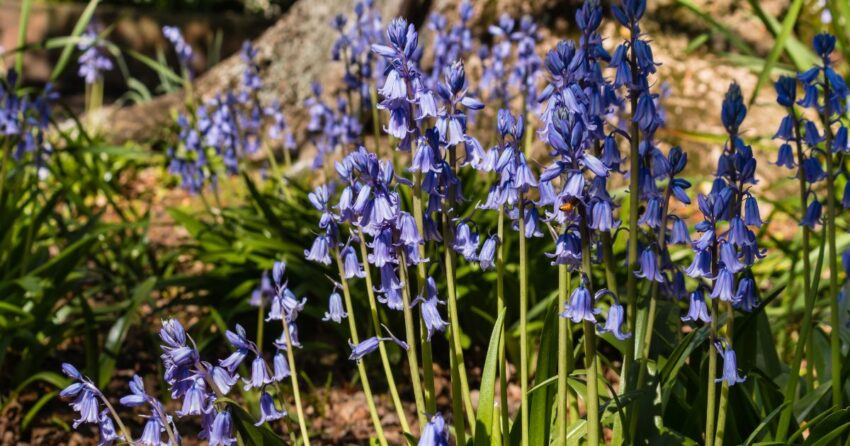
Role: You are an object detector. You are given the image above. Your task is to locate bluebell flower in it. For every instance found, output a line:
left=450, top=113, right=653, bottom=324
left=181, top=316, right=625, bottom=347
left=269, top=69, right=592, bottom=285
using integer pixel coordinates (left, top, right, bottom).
left=669, top=217, right=690, bottom=245
left=341, top=245, right=365, bottom=279
left=77, top=26, right=113, bottom=84
left=59, top=364, right=101, bottom=428
left=140, top=417, right=165, bottom=446
left=589, top=200, right=614, bottom=232
left=255, top=392, right=287, bottom=426
left=561, top=281, right=601, bottom=323
left=453, top=220, right=480, bottom=261
left=210, top=366, right=239, bottom=395
left=243, top=356, right=273, bottom=391
left=710, top=268, right=736, bottom=303
left=348, top=326, right=409, bottom=362
left=801, top=199, right=823, bottom=227
left=323, top=290, right=348, bottom=323
left=597, top=303, right=632, bottom=340
left=177, top=377, right=208, bottom=416
left=376, top=264, right=404, bottom=310
left=414, top=277, right=449, bottom=341
left=163, top=26, right=194, bottom=70
left=686, top=248, right=712, bottom=279
left=719, top=241, right=745, bottom=273
left=774, top=75, right=797, bottom=107
left=209, top=410, right=236, bottom=446
left=774, top=143, right=795, bottom=169
left=744, top=195, right=763, bottom=227
left=305, top=234, right=333, bottom=265
left=547, top=231, right=582, bottom=267
left=97, top=409, right=122, bottom=445
left=801, top=157, right=826, bottom=183
left=120, top=375, right=151, bottom=408
left=418, top=413, right=449, bottom=446
left=638, top=197, right=662, bottom=229
left=220, top=325, right=253, bottom=372
left=634, top=247, right=664, bottom=282
left=478, top=234, right=499, bottom=271
left=681, top=288, right=711, bottom=323
left=273, top=351, right=290, bottom=382
left=734, top=277, right=759, bottom=312
left=715, top=341, right=746, bottom=386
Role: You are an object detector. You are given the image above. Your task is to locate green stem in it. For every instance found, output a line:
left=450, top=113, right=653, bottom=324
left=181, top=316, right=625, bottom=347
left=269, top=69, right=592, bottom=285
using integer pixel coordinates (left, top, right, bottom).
left=623, top=44, right=642, bottom=433
left=96, top=393, right=133, bottom=443
left=412, top=171, right=436, bottom=413
left=579, top=207, right=600, bottom=446
left=281, top=315, right=311, bottom=446
left=776, top=109, right=817, bottom=440
left=714, top=302, right=733, bottom=446
left=705, top=238, right=720, bottom=446
left=441, top=207, right=474, bottom=443
left=556, top=265, right=571, bottom=446
left=497, top=205, right=509, bottom=438
left=518, top=196, right=529, bottom=446
left=333, top=249, right=388, bottom=446
left=354, top=230, right=412, bottom=434
left=398, top=251, right=427, bottom=429
left=256, top=300, right=265, bottom=352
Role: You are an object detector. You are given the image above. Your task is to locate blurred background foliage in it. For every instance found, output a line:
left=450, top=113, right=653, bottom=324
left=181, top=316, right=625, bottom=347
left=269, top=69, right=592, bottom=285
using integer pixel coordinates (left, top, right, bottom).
left=0, top=0, right=848, bottom=444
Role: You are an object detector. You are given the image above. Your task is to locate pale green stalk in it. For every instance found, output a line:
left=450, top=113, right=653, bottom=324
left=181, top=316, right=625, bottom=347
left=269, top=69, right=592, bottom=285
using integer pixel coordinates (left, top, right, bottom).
left=398, top=251, right=427, bottom=429
left=354, top=230, right=412, bottom=434
left=281, top=315, right=311, bottom=446
left=333, top=248, right=389, bottom=446
left=777, top=229, right=827, bottom=440
left=556, top=265, right=571, bottom=446
left=518, top=196, right=529, bottom=446
left=411, top=170, right=436, bottom=413
left=497, top=205, right=509, bottom=438
left=821, top=74, right=842, bottom=410
left=705, top=239, right=720, bottom=446
left=714, top=303, right=734, bottom=446
left=579, top=208, right=600, bottom=446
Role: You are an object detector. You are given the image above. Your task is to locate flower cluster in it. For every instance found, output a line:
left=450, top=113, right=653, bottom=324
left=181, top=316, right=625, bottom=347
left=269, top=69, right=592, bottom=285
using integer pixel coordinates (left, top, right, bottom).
left=77, top=25, right=113, bottom=85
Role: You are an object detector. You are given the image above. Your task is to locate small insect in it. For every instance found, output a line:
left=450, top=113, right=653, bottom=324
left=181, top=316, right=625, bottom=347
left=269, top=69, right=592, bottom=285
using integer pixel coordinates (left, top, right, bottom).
left=559, top=198, right=579, bottom=213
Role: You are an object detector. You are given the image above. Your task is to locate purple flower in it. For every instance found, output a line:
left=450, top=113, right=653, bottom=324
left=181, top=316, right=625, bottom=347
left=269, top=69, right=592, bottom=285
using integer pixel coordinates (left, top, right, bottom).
left=341, top=245, right=365, bottom=279
left=348, top=326, right=409, bottom=362
left=97, top=409, right=122, bottom=445
left=305, top=234, right=333, bottom=265
left=273, top=351, right=291, bottom=381
left=478, top=234, right=499, bottom=271
left=209, top=410, right=236, bottom=446
left=669, top=217, right=690, bottom=245
left=710, top=268, right=736, bottom=303
left=634, top=247, right=664, bottom=282
left=413, top=277, right=449, bottom=341
left=418, top=413, right=449, bottom=446
left=681, top=289, right=711, bottom=324
left=255, top=392, right=287, bottom=426
left=323, top=290, right=348, bottom=323
left=560, top=281, right=600, bottom=323
left=801, top=199, right=822, bottom=227
left=597, top=303, right=632, bottom=340
left=715, top=341, right=746, bottom=386
left=243, top=357, right=273, bottom=391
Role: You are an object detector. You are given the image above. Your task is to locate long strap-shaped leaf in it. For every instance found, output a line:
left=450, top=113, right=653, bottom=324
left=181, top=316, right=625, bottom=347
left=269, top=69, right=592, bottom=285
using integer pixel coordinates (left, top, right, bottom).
left=473, top=308, right=505, bottom=446
left=747, top=0, right=805, bottom=107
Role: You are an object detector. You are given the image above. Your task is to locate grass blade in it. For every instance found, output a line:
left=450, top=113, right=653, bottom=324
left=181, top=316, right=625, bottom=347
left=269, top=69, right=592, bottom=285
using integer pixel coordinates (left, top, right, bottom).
left=747, top=0, right=804, bottom=107
left=676, top=0, right=755, bottom=56
left=49, top=0, right=100, bottom=82
left=15, top=0, right=33, bottom=81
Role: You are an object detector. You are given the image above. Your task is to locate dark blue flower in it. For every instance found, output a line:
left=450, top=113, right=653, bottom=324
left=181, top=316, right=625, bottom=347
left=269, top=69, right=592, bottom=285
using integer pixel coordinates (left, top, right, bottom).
left=801, top=199, right=823, bottom=227
left=774, top=143, right=795, bottom=169
left=209, top=410, right=236, bottom=446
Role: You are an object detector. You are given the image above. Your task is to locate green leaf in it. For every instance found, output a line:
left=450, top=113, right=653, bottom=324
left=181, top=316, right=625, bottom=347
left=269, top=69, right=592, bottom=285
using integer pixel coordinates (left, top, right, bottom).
left=528, top=307, right=558, bottom=446
left=473, top=308, right=505, bottom=446
left=676, top=0, right=755, bottom=56
left=50, top=0, right=100, bottom=82
left=125, top=49, right=183, bottom=85
left=15, top=0, right=33, bottom=81
left=98, top=278, right=156, bottom=387
left=747, top=0, right=805, bottom=107
left=22, top=390, right=58, bottom=430
left=802, top=408, right=850, bottom=446
left=743, top=402, right=789, bottom=445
